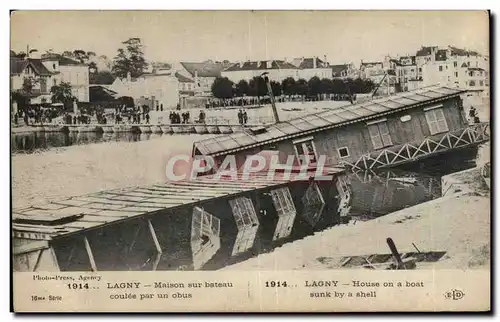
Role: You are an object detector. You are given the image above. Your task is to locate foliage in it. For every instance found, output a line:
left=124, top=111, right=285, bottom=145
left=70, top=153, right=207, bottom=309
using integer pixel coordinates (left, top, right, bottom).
left=235, top=80, right=249, bottom=97
left=50, top=82, right=76, bottom=105
left=307, top=76, right=322, bottom=97
left=295, top=79, right=308, bottom=96
left=281, top=77, right=296, bottom=96
left=91, top=71, right=115, bottom=85
left=112, top=38, right=148, bottom=79
left=211, top=77, right=235, bottom=99
left=248, top=76, right=267, bottom=97
left=270, top=81, right=282, bottom=97
left=21, top=76, right=39, bottom=95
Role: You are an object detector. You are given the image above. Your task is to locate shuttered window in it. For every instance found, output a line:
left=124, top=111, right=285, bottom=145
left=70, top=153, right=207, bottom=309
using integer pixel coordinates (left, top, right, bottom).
left=368, top=122, right=392, bottom=150
left=425, top=108, right=449, bottom=135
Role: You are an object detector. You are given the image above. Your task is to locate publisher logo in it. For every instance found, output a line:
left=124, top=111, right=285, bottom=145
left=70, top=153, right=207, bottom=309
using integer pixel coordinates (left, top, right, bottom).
left=444, top=289, right=465, bottom=300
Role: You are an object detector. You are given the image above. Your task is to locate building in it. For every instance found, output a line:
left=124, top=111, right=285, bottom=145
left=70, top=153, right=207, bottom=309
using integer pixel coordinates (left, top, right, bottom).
left=412, top=46, right=489, bottom=96
left=193, top=86, right=488, bottom=172
left=291, top=56, right=332, bottom=80
left=331, top=63, right=359, bottom=79
left=109, top=71, right=179, bottom=109
left=221, top=60, right=299, bottom=83
left=10, top=57, right=53, bottom=105
left=174, top=60, right=229, bottom=95
left=41, top=54, right=90, bottom=102
left=359, top=61, right=386, bottom=83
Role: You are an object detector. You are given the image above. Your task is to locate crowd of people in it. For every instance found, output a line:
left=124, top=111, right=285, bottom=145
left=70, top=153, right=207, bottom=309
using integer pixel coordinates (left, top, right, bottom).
left=13, top=106, right=65, bottom=126
left=204, top=94, right=358, bottom=109
left=237, top=109, right=248, bottom=125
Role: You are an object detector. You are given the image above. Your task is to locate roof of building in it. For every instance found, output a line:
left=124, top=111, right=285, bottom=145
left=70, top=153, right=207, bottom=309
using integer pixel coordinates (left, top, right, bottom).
left=468, top=67, right=485, bottom=72
left=180, top=61, right=226, bottom=77
left=42, top=54, right=86, bottom=66
left=296, top=57, right=329, bottom=69
left=416, top=46, right=438, bottom=57
left=224, top=60, right=298, bottom=72
left=12, top=173, right=340, bottom=240
left=193, top=86, right=467, bottom=157
left=331, top=64, right=350, bottom=76
left=435, top=49, right=448, bottom=61
left=10, top=58, right=52, bottom=76
left=360, top=61, right=383, bottom=68
left=175, top=72, right=195, bottom=83
left=449, top=46, right=479, bottom=56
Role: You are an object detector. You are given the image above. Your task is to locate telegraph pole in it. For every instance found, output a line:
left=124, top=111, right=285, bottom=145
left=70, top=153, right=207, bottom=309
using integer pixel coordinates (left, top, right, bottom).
left=261, top=72, right=280, bottom=123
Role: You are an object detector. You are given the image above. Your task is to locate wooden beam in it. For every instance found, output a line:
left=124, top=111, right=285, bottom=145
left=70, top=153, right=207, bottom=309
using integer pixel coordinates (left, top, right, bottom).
left=148, top=220, right=162, bottom=255
left=83, top=236, right=97, bottom=272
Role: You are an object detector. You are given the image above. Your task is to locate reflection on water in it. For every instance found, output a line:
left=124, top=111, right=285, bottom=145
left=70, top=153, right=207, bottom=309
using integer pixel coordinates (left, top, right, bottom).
left=11, top=131, right=181, bottom=154
left=203, top=154, right=478, bottom=270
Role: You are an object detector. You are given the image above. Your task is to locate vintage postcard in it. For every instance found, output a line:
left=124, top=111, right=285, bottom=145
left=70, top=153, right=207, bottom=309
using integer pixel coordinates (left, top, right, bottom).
left=10, top=10, right=490, bottom=312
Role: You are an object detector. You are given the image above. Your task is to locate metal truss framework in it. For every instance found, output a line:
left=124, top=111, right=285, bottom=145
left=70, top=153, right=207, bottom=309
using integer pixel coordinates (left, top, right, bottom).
left=341, top=123, right=490, bottom=171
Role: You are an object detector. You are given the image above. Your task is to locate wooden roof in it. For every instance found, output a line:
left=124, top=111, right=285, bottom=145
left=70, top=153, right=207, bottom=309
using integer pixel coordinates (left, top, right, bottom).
left=193, top=86, right=467, bottom=157
left=12, top=169, right=344, bottom=241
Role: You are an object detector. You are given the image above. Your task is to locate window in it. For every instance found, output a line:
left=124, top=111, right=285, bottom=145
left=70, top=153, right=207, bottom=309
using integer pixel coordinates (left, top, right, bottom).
left=453, top=61, right=458, bottom=67
left=467, top=62, right=470, bottom=67
left=424, top=106, right=449, bottom=135
left=53, top=63, right=56, bottom=70
left=418, top=68, right=422, bottom=73
left=52, top=78, right=57, bottom=87
left=439, top=66, right=443, bottom=72
left=469, top=80, right=475, bottom=87
left=293, top=137, right=318, bottom=166
left=338, top=147, right=349, bottom=158
left=480, top=80, right=484, bottom=86
left=367, top=120, right=392, bottom=149
left=40, top=78, right=47, bottom=93
left=455, top=72, right=458, bottom=77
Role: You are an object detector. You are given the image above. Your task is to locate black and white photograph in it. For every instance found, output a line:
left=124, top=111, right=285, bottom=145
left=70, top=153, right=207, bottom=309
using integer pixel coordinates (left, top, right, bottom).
left=10, top=10, right=491, bottom=312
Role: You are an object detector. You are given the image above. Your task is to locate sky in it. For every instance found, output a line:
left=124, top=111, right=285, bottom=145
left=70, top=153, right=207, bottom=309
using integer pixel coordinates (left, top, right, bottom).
left=10, top=10, right=489, bottom=65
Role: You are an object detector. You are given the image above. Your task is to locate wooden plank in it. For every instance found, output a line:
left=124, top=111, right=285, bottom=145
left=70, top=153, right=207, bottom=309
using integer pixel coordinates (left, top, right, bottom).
left=84, top=203, right=127, bottom=210
left=78, top=214, right=124, bottom=224
left=32, top=203, right=69, bottom=211
left=58, top=221, right=101, bottom=230
left=53, top=199, right=92, bottom=207
left=16, top=209, right=56, bottom=217
left=13, top=240, right=49, bottom=255
left=83, top=237, right=97, bottom=272
left=91, top=210, right=133, bottom=218
left=109, top=195, right=149, bottom=202
left=120, top=206, right=164, bottom=213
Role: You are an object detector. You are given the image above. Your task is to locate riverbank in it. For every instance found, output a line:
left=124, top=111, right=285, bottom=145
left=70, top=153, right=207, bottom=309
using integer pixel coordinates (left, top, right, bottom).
left=223, top=192, right=490, bottom=271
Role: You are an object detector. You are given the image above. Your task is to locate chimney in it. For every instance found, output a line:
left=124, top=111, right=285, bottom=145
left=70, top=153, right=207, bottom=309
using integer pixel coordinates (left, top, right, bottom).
left=313, top=56, right=317, bottom=69
left=266, top=60, right=272, bottom=69
left=126, top=72, right=131, bottom=83
left=239, top=61, right=243, bottom=68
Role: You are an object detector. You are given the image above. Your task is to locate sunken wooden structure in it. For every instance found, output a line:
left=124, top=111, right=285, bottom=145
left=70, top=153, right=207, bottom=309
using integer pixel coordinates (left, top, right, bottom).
left=192, top=86, right=490, bottom=171
left=13, top=169, right=350, bottom=272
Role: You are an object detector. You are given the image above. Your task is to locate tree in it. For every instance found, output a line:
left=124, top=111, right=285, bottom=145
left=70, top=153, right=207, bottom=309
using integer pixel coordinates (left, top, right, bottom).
left=248, top=76, right=267, bottom=98
left=235, top=80, right=249, bottom=97
left=92, top=71, right=115, bottom=85
left=320, top=78, right=334, bottom=94
left=295, top=78, right=308, bottom=97
left=270, top=80, right=282, bottom=97
left=12, top=51, right=27, bottom=59
left=281, top=77, right=296, bottom=96
left=50, top=82, right=76, bottom=109
left=21, top=76, right=39, bottom=95
left=332, top=79, right=347, bottom=94
left=307, top=76, right=322, bottom=97
left=211, top=77, right=234, bottom=99
left=112, top=38, right=148, bottom=79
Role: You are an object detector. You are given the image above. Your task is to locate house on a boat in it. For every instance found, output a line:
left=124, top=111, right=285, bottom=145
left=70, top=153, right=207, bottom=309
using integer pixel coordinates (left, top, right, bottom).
left=192, top=86, right=489, bottom=171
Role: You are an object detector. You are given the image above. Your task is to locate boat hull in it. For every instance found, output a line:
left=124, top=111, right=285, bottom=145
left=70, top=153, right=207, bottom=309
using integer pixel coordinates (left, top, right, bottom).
left=194, top=125, right=208, bottom=134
